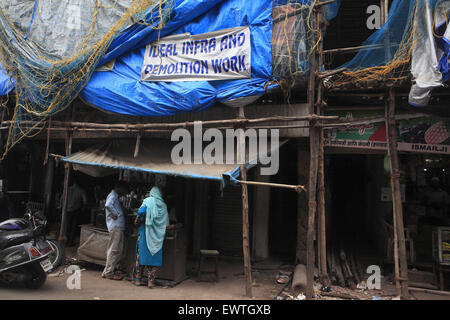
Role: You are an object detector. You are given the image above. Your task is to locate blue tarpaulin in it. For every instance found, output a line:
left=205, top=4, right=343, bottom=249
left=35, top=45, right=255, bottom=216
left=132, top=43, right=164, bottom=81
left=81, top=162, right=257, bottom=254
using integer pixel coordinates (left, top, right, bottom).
left=1, top=0, right=341, bottom=108
left=339, top=0, right=450, bottom=107
left=0, top=66, right=13, bottom=96
left=80, top=0, right=274, bottom=116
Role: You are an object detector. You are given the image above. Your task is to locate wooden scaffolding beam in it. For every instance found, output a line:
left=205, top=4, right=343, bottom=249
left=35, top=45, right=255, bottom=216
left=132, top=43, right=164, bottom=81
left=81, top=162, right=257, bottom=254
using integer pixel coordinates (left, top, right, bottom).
left=238, top=106, right=253, bottom=298
left=58, top=105, right=75, bottom=251
left=316, top=8, right=328, bottom=284
left=58, top=129, right=72, bottom=247
left=305, top=4, right=321, bottom=300
left=385, top=87, right=409, bottom=299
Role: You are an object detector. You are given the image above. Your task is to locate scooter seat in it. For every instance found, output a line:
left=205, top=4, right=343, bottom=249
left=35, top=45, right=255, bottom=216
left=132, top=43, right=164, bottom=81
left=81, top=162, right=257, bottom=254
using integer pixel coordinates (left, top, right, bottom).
left=0, top=229, right=34, bottom=250
left=0, top=218, right=30, bottom=231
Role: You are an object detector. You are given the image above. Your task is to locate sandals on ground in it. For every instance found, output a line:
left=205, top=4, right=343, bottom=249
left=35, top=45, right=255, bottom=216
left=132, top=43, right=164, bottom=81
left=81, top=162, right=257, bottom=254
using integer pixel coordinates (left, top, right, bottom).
left=133, top=278, right=144, bottom=286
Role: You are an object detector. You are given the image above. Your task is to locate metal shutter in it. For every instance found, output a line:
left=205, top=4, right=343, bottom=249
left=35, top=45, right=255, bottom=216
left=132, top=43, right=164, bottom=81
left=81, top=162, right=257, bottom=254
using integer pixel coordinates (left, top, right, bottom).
left=212, top=187, right=243, bottom=256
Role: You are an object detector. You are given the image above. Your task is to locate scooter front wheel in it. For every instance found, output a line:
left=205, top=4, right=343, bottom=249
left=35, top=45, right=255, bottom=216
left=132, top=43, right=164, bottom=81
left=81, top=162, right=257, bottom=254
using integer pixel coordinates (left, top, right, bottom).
left=24, top=262, right=47, bottom=289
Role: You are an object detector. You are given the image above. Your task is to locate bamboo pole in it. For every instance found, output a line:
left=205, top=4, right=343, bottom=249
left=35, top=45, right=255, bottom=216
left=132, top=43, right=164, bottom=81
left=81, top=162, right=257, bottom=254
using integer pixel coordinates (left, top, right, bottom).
left=237, top=180, right=307, bottom=193
left=385, top=91, right=399, bottom=293
left=58, top=105, right=76, bottom=249
left=238, top=106, right=253, bottom=298
left=43, top=116, right=52, bottom=166
left=386, top=94, right=400, bottom=294
left=381, top=0, right=389, bottom=27
left=0, top=122, right=349, bottom=132
left=323, top=43, right=389, bottom=55
left=58, top=129, right=73, bottom=247
left=317, top=68, right=347, bottom=79
left=0, top=115, right=339, bottom=130
left=0, top=107, right=5, bottom=153
left=381, top=0, right=408, bottom=299
left=272, top=0, right=334, bottom=24
left=385, top=87, right=409, bottom=299
left=380, top=0, right=387, bottom=28
left=409, top=287, right=450, bottom=297
left=134, top=130, right=142, bottom=158
left=316, top=11, right=328, bottom=283
left=305, top=4, right=321, bottom=300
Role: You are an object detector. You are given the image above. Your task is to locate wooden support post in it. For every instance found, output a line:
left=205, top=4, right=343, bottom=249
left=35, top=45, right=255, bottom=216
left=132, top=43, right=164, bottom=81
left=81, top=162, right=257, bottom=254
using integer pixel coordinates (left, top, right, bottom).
left=134, top=130, right=142, bottom=158
left=58, top=105, right=75, bottom=248
left=316, top=8, right=328, bottom=284
left=0, top=107, right=5, bottom=152
left=317, top=116, right=328, bottom=283
left=385, top=87, right=409, bottom=299
left=381, top=0, right=389, bottom=27
left=238, top=106, right=253, bottom=298
left=44, top=117, right=52, bottom=166
left=58, top=129, right=73, bottom=247
left=297, top=143, right=309, bottom=266
left=305, top=5, right=321, bottom=300
left=380, top=0, right=386, bottom=27
left=390, top=152, right=400, bottom=294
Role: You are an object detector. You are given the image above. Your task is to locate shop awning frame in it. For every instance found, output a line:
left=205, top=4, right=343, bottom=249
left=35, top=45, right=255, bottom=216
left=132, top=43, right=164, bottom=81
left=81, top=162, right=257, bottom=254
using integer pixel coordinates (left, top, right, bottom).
left=60, top=139, right=287, bottom=187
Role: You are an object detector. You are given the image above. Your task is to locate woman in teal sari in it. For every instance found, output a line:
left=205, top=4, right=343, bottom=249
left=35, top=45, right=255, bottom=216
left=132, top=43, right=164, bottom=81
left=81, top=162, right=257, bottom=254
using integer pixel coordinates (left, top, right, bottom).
left=132, top=186, right=171, bottom=288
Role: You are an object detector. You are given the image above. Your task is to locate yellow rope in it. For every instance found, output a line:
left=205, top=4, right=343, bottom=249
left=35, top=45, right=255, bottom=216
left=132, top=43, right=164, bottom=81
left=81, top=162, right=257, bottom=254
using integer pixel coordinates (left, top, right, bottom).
left=0, top=0, right=174, bottom=159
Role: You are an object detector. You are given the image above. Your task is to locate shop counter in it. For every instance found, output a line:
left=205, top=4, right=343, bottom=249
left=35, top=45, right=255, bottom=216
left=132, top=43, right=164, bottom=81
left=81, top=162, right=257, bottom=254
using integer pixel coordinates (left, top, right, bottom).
left=77, top=224, right=186, bottom=282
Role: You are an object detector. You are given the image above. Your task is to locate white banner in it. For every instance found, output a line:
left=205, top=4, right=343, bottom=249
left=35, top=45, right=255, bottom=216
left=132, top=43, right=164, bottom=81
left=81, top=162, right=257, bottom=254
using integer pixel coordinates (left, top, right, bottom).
left=141, top=26, right=251, bottom=82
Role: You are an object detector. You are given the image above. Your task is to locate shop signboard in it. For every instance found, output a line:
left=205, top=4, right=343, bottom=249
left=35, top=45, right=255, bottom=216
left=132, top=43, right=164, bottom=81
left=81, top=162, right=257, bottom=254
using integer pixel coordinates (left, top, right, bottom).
left=141, top=26, right=251, bottom=82
left=324, top=110, right=450, bottom=155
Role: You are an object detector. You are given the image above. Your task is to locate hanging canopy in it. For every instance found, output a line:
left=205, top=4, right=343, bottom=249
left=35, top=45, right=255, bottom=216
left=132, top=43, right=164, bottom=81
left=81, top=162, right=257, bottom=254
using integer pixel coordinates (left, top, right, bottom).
left=61, top=139, right=285, bottom=186
left=334, top=0, right=450, bottom=107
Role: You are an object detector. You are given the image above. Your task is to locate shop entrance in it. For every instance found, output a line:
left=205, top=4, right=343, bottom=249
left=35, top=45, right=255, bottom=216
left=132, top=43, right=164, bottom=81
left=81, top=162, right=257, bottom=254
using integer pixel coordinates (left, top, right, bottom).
left=326, top=151, right=450, bottom=290
left=327, top=154, right=383, bottom=270
left=329, top=155, right=371, bottom=247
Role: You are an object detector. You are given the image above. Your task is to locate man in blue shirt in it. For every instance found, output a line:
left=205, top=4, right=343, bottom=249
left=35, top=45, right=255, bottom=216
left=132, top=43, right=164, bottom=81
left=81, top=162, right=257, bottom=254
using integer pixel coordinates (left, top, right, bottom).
left=102, top=181, right=127, bottom=280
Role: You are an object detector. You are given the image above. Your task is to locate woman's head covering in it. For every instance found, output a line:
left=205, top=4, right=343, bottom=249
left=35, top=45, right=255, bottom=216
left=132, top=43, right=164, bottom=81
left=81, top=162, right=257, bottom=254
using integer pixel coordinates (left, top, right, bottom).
left=143, top=186, right=169, bottom=255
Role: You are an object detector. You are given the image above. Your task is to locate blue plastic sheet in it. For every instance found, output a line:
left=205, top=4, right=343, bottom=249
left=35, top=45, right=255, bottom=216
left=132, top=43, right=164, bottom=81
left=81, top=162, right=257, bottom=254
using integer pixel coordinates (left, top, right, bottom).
left=339, top=0, right=450, bottom=107
left=80, top=0, right=274, bottom=116
left=341, top=0, right=414, bottom=71
left=0, top=66, right=13, bottom=96
left=2, top=0, right=341, bottom=110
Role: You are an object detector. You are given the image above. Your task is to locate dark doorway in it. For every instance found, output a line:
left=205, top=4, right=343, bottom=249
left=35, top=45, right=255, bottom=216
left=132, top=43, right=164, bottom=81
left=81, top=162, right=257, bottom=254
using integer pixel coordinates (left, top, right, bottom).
left=328, top=154, right=371, bottom=246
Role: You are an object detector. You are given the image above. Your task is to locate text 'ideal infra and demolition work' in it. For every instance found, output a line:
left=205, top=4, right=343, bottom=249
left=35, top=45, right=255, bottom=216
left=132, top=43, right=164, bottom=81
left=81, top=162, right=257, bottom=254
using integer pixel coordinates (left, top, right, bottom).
left=141, top=26, right=251, bottom=82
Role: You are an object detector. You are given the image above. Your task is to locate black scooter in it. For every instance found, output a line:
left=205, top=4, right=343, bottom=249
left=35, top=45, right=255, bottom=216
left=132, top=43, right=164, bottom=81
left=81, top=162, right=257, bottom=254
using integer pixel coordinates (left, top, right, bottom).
left=0, top=210, right=54, bottom=289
